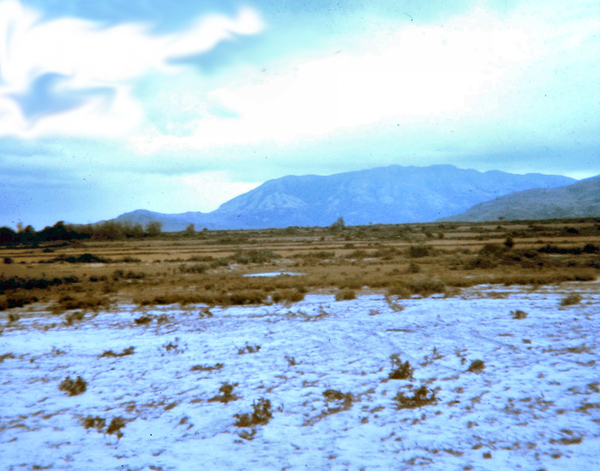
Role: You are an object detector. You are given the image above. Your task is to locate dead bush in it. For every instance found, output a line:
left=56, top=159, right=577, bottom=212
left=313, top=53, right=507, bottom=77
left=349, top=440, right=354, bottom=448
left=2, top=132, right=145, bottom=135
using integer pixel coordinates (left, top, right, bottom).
left=106, top=417, right=126, bottom=439
left=272, top=289, right=305, bottom=303
left=208, top=382, right=239, bottom=403
left=99, top=347, right=135, bottom=358
left=408, top=245, right=431, bottom=258
left=389, top=354, right=414, bottom=380
left=234, top=398, right=273, bottom=427
left=394, top=385, right=437, bottom=409
left=467, top=360, right=485, bottom=373
left=561, top=293, right=582, bottom=306
left=134, top=315, right=153, bottom=325
left=511, top=310, right=528, bottom=320
left=190, top=363, right=223, bottom=372
left=82, top=416, right=106, bottom=432
left=64, top=311, right=85, bottom=325
left=59, top=376, right=87, bottom=396
left=238, top=343, right=261, bottom=355
left=335, top=289, right=356, bottom=301
left=322, top=389, right=354, bottom=412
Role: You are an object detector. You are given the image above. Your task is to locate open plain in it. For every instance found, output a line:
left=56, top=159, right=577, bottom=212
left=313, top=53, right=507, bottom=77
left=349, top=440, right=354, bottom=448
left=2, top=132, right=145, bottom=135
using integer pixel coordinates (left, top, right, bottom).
left=1, top=219, right=600, bottom=470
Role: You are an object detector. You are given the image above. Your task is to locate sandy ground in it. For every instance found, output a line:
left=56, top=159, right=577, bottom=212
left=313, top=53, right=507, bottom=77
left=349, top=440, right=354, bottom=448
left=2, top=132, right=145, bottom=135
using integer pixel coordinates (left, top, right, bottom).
left=1, top=281, right=599, bottom=470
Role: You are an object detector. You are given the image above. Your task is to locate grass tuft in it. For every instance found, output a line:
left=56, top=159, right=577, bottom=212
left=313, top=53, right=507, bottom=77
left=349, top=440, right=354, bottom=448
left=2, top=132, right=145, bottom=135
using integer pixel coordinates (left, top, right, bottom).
left=58, top=376, right=87, bottom=396
left=467, top=360, right=485, bottom=373
left=394, top=385, right=437, bottom=409
left=561, top=293, right=582, bottom=306
left=511, top=310, right=528, bottom=319
left=234, top=398, right=273, bottom=427
left=388, top=354, right=414, bottom=380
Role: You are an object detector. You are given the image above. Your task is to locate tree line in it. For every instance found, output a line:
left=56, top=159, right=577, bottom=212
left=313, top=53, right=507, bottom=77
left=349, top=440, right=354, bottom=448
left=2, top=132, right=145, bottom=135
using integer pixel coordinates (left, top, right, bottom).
left=0, top=220, right=163, bottom=246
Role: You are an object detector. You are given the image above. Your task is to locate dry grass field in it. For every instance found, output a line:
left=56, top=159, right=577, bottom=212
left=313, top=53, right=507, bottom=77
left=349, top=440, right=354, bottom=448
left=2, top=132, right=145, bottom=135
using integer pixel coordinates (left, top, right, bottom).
left=1, top=219, right=600, bottom=470
left=1, top=219, right=599, bottom=314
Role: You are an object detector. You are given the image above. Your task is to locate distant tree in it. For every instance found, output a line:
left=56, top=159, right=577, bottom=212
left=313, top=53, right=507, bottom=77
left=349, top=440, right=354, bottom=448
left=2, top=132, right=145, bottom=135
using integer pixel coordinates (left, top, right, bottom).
left=184, top=223, right=196, bottom=236
left=0, top=227, right=18, bottom=245
left=330, top=216, right=346, bottom=231
left=145, top=221, right=162, bottom=237
left=19, top=225, right=36, bottom=244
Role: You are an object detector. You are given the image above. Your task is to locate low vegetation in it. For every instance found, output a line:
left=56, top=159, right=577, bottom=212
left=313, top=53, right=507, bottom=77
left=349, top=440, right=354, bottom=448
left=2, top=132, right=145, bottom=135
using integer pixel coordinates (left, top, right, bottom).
left=467, top=360, right=486, bottom=373
left=0, top=218, right=598, bottom=312
left=393, top=385, right=437, bottom=409
left=388, top=354, right=414, bottom=380
left=58, top=376, right=88, bottom=396
left=561, top=293, right=583, bottom=306
left=234, top=398, right=273, bottom=427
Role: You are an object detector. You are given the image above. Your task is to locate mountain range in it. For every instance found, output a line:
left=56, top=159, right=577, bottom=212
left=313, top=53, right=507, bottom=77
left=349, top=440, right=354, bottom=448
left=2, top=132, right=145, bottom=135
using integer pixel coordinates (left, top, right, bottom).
left=440, top=174, right=600, bottom=222
left=107, top=165, right=580, bottom=231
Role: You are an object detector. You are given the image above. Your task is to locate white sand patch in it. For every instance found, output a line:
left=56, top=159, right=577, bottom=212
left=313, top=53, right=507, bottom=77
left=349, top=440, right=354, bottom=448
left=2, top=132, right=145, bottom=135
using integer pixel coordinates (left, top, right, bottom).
left=1, top=283, right=599, bottom=470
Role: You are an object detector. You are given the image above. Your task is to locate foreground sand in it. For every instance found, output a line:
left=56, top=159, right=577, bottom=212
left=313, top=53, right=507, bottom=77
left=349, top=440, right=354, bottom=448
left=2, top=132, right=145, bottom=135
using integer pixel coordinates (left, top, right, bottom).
left=1, top=281, right=599, bottom=470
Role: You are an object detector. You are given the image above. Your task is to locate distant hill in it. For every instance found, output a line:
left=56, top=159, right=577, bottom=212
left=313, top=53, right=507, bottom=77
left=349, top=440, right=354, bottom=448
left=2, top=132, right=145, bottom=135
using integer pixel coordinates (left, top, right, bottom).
left=439, top=175, right=600, bottom=222
left=107, top=165, right=576, bottom=231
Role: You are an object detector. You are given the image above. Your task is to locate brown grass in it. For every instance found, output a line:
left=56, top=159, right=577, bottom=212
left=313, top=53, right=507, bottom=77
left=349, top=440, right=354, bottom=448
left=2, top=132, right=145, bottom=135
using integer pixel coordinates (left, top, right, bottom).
left=0, top=218, right=597, bottom=309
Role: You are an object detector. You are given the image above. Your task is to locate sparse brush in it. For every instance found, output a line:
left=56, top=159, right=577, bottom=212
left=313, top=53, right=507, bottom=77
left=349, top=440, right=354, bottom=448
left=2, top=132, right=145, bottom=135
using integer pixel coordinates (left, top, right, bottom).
left=51, top=295, right=108, bottom=314
left=394, top=385, right=437, bottom=409
left=58, top=376, right=87, bottom=396
left=64, top=311, right=85, bottom=325
left=134, top=315, right=153, bottom=325
left=561, top=293, right=582, bottom=306
left=323, top=389, right=346, bottom=401
left=209, top=382, right=239, bottom=403
left=8, top=312, right=20, bottom=323
left=285, top=355, right=297, bottom=366
left=0, top=353, right=16, bottom=363
left=238, top=343, right=261, bottom=355
left=272, top=289, right=305, bottom=303
left=106, top=417, right=126, bottom=439
left=408, top=245, right=431, bottom=258
left=467, top=360, right=485, bottom=373
left=389, top=354, right=414, bottom=380
left=82, top=416, right=106, bottom=432
left=234, top=398, right=273, bottom=427
left=190, top=363, right=223, bottom=372
left=322, top=389, right=354, bottom=413
left=335, top=288, right=356, bottom=301
left=162, top=339, right=183, bottom=353
left=99, top=347, right=134, bottom=358
left=511, top=310, right=528, bottom=319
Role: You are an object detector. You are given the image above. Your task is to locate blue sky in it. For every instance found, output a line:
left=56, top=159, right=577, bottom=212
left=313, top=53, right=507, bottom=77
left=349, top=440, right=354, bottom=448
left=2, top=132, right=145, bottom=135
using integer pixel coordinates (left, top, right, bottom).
left=1, top=0, right=599, bottom=229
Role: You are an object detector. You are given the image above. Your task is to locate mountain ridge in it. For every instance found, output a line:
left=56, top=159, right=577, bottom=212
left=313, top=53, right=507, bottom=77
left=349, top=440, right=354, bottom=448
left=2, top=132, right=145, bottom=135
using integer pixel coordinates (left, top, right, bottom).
left=439, top=174, right=600, bottom=222
left=105, top=164, right=577, bottom=231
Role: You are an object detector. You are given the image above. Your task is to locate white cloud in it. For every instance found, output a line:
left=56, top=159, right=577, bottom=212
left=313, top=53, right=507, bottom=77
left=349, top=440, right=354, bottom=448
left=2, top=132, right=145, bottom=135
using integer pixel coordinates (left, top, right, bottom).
left=129, top=4, right=600, bottom=155
left=0, top=0, right=263, bottom=139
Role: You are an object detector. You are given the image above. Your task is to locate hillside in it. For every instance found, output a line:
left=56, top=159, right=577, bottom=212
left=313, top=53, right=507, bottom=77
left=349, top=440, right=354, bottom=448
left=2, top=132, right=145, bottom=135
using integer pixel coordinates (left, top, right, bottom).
left=440, top=175, right=600, bottom=222
left=110, top=165, right=576, bottom=230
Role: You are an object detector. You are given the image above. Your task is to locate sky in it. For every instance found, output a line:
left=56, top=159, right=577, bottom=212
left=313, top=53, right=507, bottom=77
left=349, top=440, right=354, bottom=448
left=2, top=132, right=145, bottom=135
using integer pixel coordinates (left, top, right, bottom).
left=1, top=0, right=599, bottom=229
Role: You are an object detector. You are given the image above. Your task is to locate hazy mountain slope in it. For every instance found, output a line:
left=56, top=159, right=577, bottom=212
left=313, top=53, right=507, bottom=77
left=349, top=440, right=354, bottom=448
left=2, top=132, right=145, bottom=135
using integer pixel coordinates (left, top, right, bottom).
left=440, top=175, right=600, bottom=222
left=210, top=165, right=574, bottom=228
left=107, top=165, right=576, bottom=230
